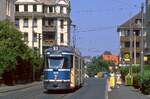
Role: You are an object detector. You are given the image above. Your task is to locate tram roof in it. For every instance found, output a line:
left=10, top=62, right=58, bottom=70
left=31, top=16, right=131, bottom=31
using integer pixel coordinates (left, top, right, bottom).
left=45, top=46, right=81, bottom=55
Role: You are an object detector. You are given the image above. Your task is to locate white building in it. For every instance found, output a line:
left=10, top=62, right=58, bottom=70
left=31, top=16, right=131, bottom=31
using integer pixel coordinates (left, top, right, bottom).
left=15, top=0, right=71, bottom=55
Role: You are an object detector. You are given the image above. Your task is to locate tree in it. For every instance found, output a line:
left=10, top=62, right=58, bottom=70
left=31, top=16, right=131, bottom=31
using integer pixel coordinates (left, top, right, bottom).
left=87, top=56, right=109, bottom=77
left=0, top=20, right=43, bottom=84
left=0, top=20, right=26, bottom=76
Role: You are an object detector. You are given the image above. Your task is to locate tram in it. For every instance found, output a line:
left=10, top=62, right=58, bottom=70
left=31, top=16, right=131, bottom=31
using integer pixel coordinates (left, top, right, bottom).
left=43, top=45, right=84, bottom=90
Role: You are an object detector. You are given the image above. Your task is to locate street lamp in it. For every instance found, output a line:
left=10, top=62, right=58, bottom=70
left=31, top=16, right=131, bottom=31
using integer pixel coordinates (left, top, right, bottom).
left=140, top=3, right=144, bottom=74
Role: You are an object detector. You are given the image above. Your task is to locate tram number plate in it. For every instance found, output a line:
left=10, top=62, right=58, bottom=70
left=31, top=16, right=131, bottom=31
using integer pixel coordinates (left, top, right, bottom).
left=53, top=72, right=59, bottom=75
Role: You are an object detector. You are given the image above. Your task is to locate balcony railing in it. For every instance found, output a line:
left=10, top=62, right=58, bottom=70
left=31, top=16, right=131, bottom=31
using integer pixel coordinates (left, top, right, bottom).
left=42, top=26, right=56, bottom=32
left=43, top=39, right=56, bottom=46
left=15, top=12, right=44, bottom=17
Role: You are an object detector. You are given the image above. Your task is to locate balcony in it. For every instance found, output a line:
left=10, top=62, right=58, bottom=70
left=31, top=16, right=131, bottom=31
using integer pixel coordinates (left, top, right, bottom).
left=120, top=36, right=146, bottom=42
left=120, top=48, right=141, bottom=53
left=42, top=26, right=56, bottom=32
left=43, top=39, right=56, bottom=46
left=15, top=12, right=44, bottom=17
left=120, top=36, right=130, bottom=42
left=44, top=13, right=69, bottom=18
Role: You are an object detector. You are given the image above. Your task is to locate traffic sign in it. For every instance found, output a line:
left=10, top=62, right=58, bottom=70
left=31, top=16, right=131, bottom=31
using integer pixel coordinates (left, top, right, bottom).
left=124, top=54, right=130, bottom=59
left=124, top=54, right=130, bottom=61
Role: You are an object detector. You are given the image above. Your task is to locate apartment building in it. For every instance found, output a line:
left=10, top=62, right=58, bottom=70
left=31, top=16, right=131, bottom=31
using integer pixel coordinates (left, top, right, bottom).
left=146, top=0, right=150, bottom=51
left=117, top=12, right=147, bottom=65
left=0, top=0, right=16, bottom=22
left=15, top=0, right=71, bottom=55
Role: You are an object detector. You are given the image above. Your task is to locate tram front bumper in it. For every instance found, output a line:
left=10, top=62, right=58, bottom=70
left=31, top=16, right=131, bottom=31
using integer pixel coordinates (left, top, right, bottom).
left=44, top=81, right=70, bottom=90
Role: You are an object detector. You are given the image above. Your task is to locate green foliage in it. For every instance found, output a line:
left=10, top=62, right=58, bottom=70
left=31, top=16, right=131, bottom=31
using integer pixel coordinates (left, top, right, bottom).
left=120, top=65, right=150, bottom=94
left=0, top=20, right=25, bottom=76
left=120, top=66, right=140, bottom=80
left=141, top=70, right=150, bottom=94
left=0, top=20, right=43, bottom=81
left=87, top=56, right=109, bottom=77
left=133, top=73, right=141, bottom=88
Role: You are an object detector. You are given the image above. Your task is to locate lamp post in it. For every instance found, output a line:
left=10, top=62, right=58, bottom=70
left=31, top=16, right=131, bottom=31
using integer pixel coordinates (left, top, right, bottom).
left=140, top=3, right=144, bottom=75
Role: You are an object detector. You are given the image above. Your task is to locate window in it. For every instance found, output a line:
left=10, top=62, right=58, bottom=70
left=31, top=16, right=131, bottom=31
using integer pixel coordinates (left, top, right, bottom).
left=60, top=33, right=64, bottom=43
left=135, top=19, right=142, bottom=26
left=136, top=53, right=140, bottom=58
left=60, top=6, right=63, bottom=13
left=124, top=30, right=130, bottom=36
left=24, top=32, right=28, bottom=42
left=136, top=42, right=140, bottom=48
left=45, top=20, right=49, bottom=26
left=33, top=5, right=37, bottom=12
left=49, top=6, right=53, bottom=13
left=24, top=18, right=28, bottom=28
left=43, top=32, right=55, bottom=40
left=60, top=20, right=64, bottom=29
left=33, top=18, right=37, bottom=27
left=15, top=4, right=19, bottom=12
left=134, top=30, right=140, bottom=36
left=49, top=19, right=54, bottom=27
left=125, top=42, right=130, bottom=48
left=33, top=33, right=37, bottom=42
left=24, top=4, right=28, bottom=12
left=15, top=18, right=19, bottom=28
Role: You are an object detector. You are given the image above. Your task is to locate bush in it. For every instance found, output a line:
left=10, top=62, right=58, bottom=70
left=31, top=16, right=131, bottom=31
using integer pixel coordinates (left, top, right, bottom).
left=133, top=73, right=141, bottom=89
left=140, top=70, right=150, bottom=95
left=120, top=66, right=140, bottom=81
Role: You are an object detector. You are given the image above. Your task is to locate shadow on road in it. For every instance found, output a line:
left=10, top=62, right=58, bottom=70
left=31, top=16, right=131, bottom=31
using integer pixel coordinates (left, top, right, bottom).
left=44, top=87, right=81, bottom=94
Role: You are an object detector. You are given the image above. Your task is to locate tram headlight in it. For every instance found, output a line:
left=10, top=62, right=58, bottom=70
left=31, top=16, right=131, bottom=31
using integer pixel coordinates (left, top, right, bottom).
left=47, top=52, right=50, bottom=55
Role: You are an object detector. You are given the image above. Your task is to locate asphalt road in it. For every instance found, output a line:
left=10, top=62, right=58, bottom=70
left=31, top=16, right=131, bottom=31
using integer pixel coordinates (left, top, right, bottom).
left=0, top=78, right=107, bottom=99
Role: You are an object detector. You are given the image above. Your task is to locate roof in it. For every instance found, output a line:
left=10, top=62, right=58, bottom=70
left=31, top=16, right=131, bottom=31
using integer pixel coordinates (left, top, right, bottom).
left=16, top=0, right=70, bottom=5
left=117, top=12, right=144, bottom=31
left=38, top=0, right=69, bottom=5
left=45, top=45, right=81, bottom=55
left=37, top=0, right=55, bottom=4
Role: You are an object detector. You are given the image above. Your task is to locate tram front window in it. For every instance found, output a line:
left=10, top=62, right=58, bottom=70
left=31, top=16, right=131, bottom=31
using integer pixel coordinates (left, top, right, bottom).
left=48, top=57, right=64, bottom=68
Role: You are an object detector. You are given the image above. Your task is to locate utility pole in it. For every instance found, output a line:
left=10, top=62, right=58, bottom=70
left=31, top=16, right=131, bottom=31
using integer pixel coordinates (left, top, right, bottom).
left=141, top=3, right=144, bottom=74
left=32, top=12, right=34, bottom=50
left=134, top=31, right=136, bottom=64
left=129, top=13, right=133, bottom=75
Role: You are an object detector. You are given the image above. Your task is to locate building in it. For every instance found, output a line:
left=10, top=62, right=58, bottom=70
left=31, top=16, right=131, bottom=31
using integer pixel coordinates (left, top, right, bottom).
left=146, top=0, right=150, bottom=51
left=15, top=0, right=71, bottom=55
left=146, top=0, right=150, bottom=64
left=117, top=12, right=147, bottom=65
left=0, top=0, right=16, bottom=22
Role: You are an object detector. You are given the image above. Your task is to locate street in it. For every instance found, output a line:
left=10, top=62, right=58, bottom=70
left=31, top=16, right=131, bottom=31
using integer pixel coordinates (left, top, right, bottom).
left=0, top=78, right=107, bottom=99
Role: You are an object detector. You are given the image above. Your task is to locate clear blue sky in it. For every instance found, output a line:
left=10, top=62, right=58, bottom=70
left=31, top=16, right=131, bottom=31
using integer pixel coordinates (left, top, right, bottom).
left=70, top=0, right=144, bottom=56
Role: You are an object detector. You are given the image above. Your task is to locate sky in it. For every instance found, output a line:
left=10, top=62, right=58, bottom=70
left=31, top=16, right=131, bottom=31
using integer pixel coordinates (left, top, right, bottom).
left=70, top=0, right=145, bottom=56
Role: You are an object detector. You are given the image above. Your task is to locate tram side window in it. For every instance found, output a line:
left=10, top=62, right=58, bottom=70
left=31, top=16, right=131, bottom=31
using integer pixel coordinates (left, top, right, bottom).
left=70, top=55, right=73, bottom=68
left=63, top=57, right=68, bottom=69
left=44, top=56, right=48, bottom=68
left=63, top=55, right=73, bottom=69
left=75, top=56, right=78, bottom=69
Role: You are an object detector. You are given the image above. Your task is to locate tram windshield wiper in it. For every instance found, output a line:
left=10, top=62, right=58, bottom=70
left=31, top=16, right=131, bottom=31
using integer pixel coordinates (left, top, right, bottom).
left=48, top=57, right=64, bottom=68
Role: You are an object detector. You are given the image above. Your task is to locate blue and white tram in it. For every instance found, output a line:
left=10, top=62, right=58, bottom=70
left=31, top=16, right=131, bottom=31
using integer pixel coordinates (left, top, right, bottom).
left=43, top=45, right=84, bottom=90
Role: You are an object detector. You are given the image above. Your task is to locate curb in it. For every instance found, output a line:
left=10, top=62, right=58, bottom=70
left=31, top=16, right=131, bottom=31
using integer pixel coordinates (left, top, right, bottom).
left=0, top=81, right=42, bottom=93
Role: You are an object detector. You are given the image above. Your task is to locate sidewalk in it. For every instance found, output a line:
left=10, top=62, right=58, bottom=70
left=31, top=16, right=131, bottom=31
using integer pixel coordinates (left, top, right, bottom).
left=108, top=86, right=150, bottom=99
left=0, top=81, right=42, bottom=93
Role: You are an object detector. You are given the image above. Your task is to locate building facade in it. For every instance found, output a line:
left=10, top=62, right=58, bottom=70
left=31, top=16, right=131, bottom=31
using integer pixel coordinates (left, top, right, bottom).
left=146, top=0, right=150, bottom=51
left=0, top=0, right=16, bottom=22
left=15, top=0, right=71, bottom=55
left=117, top=12, right=147, bottom=65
